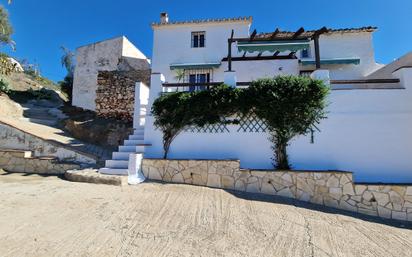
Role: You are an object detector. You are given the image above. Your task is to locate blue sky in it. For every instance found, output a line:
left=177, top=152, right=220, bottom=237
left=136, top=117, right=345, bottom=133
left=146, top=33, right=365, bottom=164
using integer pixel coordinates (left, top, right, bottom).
left=2, top=0, right=412, bottom=82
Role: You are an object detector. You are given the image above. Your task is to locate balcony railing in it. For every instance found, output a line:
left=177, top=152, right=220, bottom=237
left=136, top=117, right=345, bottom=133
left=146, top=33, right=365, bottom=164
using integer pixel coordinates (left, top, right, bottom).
left=162, top=82, right=224, bottom=92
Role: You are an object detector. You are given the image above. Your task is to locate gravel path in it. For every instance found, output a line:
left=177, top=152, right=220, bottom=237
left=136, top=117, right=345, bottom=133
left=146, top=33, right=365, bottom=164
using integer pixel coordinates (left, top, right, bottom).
left=1, top=170, right=411, bottom=257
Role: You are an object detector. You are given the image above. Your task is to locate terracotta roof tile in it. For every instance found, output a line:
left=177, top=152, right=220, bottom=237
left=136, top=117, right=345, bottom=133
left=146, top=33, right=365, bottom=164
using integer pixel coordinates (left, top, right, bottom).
left=255, top=26, right=377, bottom=40
left=152, top=16, right=253, bottom=27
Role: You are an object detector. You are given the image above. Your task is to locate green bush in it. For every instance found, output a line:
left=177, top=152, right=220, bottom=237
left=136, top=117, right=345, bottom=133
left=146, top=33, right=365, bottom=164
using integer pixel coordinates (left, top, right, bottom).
left=152, top=76, right=329, bottom=169
left=243, top=76, right=330, bottom=169
left=0, top=78, right=10, bottom=94
left=27, top=88, right=53, bottom=100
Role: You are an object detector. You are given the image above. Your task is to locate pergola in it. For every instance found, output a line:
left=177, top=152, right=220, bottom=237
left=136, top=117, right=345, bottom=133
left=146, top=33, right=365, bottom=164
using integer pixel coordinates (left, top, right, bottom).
left=224, top=27, right=329, bottom=71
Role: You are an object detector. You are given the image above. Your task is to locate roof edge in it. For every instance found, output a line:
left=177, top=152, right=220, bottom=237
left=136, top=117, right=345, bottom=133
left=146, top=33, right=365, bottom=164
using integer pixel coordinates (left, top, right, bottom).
left=152, top=16, right=253, bottom=28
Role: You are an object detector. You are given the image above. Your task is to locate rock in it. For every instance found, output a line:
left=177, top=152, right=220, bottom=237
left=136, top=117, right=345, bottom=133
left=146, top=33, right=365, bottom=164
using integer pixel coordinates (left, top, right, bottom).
left=326, top=176, right=339, bottom=188
left=392, top=211, right=407, bottom=221
left=343, top=183, right=355, bottom=196
left=377, top=206, right=392, bottom=219
left=372, top=192, right=390, bottom=206
left=355, top=185, right=367, bottom=195
left=207, top=174, right=221, bottom=188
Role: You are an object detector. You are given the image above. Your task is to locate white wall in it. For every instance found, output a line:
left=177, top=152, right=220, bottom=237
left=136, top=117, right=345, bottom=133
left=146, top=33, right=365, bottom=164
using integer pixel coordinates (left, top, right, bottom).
left=144, top=68, right=412, bottom=183
left=151, top=22, right=250, bottom=83
left=73, top=36, right=150, bottom=111
left=152, top=22, right=380, bottom=83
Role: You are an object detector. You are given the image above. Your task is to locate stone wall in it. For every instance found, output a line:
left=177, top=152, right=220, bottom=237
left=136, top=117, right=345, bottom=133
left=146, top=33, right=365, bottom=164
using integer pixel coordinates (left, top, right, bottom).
left=0, top=122, right=96, bottom=164
left=142, top=158, right=412, bottom=222
left=0, top=150, right=80, bottom=175
left=96, top=70, right=151, bottom=122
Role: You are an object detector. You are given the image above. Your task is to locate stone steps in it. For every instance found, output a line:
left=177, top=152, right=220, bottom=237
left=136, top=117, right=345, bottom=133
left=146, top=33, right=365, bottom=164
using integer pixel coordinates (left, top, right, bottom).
left=0, top=149, right=80, bottom=175
left=99, top=126, right=149, bottom=176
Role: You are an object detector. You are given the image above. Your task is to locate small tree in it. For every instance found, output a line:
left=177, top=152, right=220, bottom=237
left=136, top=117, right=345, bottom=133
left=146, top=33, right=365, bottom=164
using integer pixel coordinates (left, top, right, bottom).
left=60, top=46, right=75, bottom=103
left=152, top=92, right=191, bottom=158
left=152, top=85, right=239, bottom=158
left=244, top=76, right=329, bottom=169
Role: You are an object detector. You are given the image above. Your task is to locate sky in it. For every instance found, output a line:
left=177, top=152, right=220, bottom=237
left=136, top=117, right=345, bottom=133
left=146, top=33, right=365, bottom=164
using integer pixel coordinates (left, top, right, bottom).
left=2, top=0, right=412, bottom=82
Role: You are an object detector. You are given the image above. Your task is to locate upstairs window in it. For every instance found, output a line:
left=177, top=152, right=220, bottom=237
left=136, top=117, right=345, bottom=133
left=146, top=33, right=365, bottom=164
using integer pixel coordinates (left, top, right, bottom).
left=301, top=48, right=311, bottom=58
left=191, top=31, right=205, bottom=48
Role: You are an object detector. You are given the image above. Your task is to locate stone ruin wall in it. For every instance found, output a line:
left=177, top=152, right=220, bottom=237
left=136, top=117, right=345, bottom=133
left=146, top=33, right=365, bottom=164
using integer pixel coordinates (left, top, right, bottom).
left=142, top=158, right=412, bottom=222
left=95, top=70, right=150, bottom=122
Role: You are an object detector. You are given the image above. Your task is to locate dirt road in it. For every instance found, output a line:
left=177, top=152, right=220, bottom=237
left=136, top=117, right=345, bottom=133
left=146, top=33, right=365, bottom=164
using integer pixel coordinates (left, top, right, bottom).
left=1, top=170, right=411, bottom=257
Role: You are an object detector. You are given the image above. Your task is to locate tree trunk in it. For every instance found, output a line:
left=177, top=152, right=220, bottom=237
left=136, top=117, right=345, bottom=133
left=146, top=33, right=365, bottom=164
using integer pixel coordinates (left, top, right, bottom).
left=163, top=137, right=171, bottom=159
left=274, top=134, right=290, bottom=170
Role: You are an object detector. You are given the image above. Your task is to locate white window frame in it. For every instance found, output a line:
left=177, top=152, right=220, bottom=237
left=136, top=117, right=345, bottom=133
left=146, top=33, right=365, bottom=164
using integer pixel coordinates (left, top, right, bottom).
left=191, top=31, right=206, bottom=48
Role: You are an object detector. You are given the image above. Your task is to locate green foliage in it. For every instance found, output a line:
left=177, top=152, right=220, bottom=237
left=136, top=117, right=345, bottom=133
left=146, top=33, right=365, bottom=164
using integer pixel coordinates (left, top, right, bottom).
left=152, top=85, right=239, bottom=158
left=0, top=53, right=17, bottom=75
left=243, top=76, right=330, bottom=169
left=60, top=46, right=75, bottom=104
left=27, top=88, right=53, bottom=100
left=152, top=91, right=192, bottom=158
left=174, top=69, right=185, bottom=83
left=59, top=75, right=73, bottom=103
left=0, top=6, right=14, bottom=48
left=0, top=77, right=10, bottom=94
left=152, top=76, right=329, bottom=168
left=60, top=46, right=75, bottom=77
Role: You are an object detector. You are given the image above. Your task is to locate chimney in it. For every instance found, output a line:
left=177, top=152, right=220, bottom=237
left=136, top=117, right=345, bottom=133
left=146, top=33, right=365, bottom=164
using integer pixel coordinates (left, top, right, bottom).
left=160, top=12, right=169, bottom=24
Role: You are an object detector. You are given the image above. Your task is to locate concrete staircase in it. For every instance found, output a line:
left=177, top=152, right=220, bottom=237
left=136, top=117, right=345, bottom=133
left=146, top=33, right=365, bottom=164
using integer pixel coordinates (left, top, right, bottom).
left=99, top=126, right=149, bottom=175
left=20, top=103, right=67, bottom=127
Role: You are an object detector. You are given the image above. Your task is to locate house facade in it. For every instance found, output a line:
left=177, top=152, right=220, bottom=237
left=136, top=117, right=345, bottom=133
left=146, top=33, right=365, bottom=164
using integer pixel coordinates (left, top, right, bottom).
left=101, top=14, right=412, bottom=184
left=151, top=13, right=382, bottom=86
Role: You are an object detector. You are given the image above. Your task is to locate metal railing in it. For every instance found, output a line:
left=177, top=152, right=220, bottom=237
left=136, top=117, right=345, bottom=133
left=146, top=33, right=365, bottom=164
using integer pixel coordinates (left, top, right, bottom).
left=162, top=82, right=224, bottom=93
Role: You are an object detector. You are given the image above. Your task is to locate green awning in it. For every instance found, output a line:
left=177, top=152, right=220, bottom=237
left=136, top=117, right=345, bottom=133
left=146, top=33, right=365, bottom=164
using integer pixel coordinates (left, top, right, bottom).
left=301, top=58, right=360, bottom=66
left=237, top=40, right=310, bottom=53
left=170, top=62, right=221, bottom=70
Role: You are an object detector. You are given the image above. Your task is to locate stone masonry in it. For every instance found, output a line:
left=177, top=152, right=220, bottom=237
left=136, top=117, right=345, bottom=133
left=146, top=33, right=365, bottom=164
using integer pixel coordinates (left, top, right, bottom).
left=0, top=149, right=80, bottom=175
left=142, top=158, right=412, bottom=222
left=96, top=70, right=150, bottom=122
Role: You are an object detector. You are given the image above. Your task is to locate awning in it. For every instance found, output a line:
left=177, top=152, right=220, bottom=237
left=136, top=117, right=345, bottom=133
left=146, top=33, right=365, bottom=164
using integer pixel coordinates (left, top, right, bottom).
left=170, top=62, right=221, bottom=70
left=237, top=40, right=310, bottom=53
left=301, top=57, right=360, bottom=66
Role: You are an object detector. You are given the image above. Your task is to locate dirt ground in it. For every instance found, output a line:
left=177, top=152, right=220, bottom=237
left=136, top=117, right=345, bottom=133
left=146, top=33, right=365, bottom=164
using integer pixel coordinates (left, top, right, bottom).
left=1, top=170, right=412, bottom=257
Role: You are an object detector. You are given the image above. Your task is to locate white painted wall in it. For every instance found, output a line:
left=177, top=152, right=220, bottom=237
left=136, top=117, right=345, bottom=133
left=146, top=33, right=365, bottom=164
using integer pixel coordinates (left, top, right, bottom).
left=301, top=32, right=381, bottom=80
left=152, top=21, right=380, bottom=83
left=151, top=21, right=250, bottom=82
left=73, top=36, right=150, bottom=111
left=144, top=68, right=412, bottom=183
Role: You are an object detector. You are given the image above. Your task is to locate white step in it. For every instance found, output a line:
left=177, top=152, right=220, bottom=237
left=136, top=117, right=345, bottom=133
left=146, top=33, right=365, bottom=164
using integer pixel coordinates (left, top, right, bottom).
left=123, top=139, right=145, bottom=146
left=119, top=145, right=150, bottom=153
left=134, top=130, right=144, bottom=136
left=112, top=151, right=133, bottom=160
left=129, top=134, right=144, bottom=140
left=99, top=167, right=128, bottom=176
left=105, top=160, right=129, bottom=169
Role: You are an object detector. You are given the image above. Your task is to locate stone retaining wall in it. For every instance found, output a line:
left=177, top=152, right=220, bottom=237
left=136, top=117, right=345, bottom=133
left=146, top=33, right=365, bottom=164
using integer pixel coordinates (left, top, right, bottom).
left=142, top=159, right=412, bottom=222
left=96, top=70, right=150, bottom=122
left=0, top=122, right=96, bottom=164
left=0, top=150, right=80, bottom=175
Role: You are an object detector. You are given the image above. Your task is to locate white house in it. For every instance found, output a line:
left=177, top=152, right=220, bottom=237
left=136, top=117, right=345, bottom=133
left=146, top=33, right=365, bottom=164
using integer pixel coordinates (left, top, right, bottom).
left=100, top=14, right=412, bottom=184
left=72, top=36, right=150, bottom=111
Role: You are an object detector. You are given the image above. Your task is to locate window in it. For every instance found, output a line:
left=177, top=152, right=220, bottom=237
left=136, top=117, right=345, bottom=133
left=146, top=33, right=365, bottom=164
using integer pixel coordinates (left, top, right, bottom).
left=185, top=69, right=212, bottom=91
left=301, top=48, right=310, bottom=58
left=191, top=31, right=205, bottom=48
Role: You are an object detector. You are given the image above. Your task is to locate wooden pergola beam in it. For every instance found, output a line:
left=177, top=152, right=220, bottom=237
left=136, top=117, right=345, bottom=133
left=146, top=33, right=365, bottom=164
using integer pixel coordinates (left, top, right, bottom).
left=227, top=29, right=234, bottom=71
left=250, top=29, right=257, bottom=40
left=270, top=28, right=280, bottom=40
left=292, top=27, right=305, bottom=39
